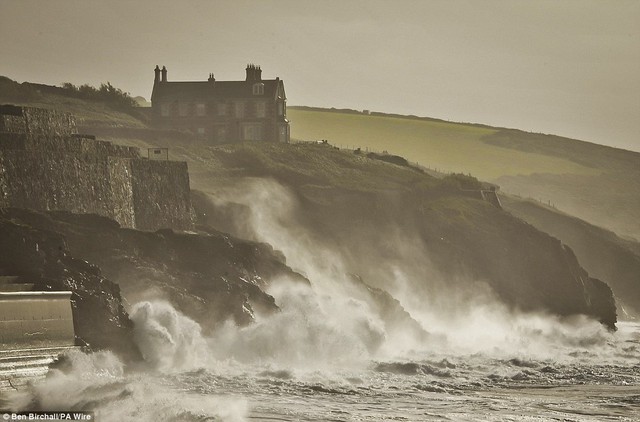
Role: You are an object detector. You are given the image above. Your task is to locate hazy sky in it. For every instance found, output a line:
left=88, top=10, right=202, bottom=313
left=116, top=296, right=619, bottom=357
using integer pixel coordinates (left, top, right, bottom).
left=1, top=0, right=639, bottom=151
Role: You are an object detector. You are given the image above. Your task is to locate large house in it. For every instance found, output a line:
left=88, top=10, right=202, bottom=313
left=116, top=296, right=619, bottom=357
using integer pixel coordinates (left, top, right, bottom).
left=150, top=64, right=290, bottom=143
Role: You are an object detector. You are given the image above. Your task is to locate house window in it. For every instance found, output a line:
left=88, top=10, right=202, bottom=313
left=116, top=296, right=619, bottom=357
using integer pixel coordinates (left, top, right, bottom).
left=242, top=123, right=263, bottom=141
left=252, top=83, right=264, bottom=95
left=277, top=102, right=284, bottom=116
left=235, top=102, right=245, bottom=118
left=197, top=127, right=205, bottom=135
left=179, top=102, right=189, bottom=117
left=196, top=103, right=206, bottom=116
left=160, top=103, right=170, bottom=116
left=217, top=103, right=227, bottom=116
left=216, top=127, right=227, bottom=142
left=256, top=102, right=266, bottom=118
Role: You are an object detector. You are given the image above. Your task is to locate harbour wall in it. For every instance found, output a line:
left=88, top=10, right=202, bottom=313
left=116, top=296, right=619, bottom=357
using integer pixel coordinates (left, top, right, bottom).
left=0, top=105, right=193, bottom=231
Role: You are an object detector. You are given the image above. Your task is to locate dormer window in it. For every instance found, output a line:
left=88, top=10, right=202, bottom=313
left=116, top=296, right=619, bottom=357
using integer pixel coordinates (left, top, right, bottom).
left=252, top=83, right=264, bottom=95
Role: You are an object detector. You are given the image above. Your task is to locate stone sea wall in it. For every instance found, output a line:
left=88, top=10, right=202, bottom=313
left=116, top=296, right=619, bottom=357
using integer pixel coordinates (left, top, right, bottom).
left=0, top=105, right=193, bottom=230
left=0, top=104, right=77, bottom=141
left=130, top=159, right=193, bottom=230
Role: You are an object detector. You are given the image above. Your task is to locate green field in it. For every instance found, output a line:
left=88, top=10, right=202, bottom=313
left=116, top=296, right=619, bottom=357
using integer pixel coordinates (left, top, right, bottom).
left=288, top=107, right=640, bottom=240
left=288, top=108, right=598, bottom=180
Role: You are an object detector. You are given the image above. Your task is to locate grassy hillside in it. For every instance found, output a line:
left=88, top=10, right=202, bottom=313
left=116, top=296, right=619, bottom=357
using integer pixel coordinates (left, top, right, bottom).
left=288, top=108, right=597, bottom=179
left=288, top=107, right=640, bottom=240
left=0, top=76, right=147, bottom=128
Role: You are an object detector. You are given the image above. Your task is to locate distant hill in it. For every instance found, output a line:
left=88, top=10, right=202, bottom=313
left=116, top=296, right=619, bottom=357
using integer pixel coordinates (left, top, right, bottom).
left=288, top=106, right=640, bottom=240
left=133, top=96, right=151, bottom=107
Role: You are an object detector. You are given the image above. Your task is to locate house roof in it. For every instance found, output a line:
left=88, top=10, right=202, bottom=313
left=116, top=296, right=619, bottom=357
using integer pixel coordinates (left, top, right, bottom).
left=151, top=79, right=286, bottom=102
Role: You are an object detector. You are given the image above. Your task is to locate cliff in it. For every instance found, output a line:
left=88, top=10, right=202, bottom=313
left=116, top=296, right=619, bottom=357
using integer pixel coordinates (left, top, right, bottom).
left=186, top=142, right=617, bottom=329
left=502, top=196, right=640, bottom=317
left=0, top=105, right=193, bottom=231
left=417, top=196, right=616, bottom=327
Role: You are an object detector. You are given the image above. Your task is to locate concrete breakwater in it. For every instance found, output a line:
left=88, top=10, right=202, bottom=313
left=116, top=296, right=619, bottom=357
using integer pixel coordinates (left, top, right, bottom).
left=0, top=104, right=193, bottom=231
left=0, top=280, right=77, bottom=392
left=0, top=291, right=75, bottom=349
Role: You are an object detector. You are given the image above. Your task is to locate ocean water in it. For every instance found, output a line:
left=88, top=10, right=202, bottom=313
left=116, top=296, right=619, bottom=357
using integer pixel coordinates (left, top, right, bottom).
left=4, top=309, right=638, bottom=422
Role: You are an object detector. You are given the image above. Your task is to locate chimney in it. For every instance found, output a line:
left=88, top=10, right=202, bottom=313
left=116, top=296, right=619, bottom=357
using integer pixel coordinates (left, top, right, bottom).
left=208, top=73, right=215, bottom=82
left=246, top=64, right=262, bottom=81
left=161, top=66, right=167, bottom=82
left=154, top=65, right=160, bottom=83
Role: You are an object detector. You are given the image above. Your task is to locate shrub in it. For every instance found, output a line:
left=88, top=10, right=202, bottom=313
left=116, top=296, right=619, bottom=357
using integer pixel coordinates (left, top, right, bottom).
left=60, top=81, right=138, bottom=110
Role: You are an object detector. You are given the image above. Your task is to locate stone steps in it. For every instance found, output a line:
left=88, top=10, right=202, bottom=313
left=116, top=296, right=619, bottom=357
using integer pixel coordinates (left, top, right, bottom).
left=0, top=346, right=79, bottom=391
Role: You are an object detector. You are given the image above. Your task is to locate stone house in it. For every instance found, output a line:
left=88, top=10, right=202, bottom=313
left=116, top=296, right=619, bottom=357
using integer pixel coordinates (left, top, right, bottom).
left=150, top=64, right=290, bottom=143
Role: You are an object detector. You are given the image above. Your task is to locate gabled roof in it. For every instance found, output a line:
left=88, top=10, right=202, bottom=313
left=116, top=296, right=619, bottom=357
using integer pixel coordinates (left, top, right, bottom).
left=152, top=79, right=286, bottom=102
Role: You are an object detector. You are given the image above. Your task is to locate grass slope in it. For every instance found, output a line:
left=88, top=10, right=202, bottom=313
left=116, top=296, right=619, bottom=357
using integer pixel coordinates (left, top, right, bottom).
left=288, top=108, right=597, bottom=180
left=0, top=76, right=147, bottom=128
left=288, top=107, right=640, bottom=240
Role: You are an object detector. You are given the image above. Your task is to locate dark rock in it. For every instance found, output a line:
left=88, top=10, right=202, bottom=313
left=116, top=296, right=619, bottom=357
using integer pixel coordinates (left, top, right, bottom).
left=0, top=210, right=139, bottom=360
left=0, top=207, right=305, bottom=334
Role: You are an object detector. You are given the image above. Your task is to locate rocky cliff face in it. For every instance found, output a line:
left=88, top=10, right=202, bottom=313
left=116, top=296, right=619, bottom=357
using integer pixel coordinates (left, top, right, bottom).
left=416, top=196, right=616, bottom=328
left=0, top=208, right=307, bottom=334
left=503, top=196, right=640, bottom=317
left=1, top=205, right=428, bottom=359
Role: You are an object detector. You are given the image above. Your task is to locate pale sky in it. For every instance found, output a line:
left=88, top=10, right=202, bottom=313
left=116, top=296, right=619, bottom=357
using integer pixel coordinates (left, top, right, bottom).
left=1, top=0, right=639, bottom=151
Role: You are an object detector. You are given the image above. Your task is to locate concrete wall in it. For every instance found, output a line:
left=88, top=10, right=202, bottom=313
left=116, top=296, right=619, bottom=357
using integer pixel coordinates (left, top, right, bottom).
left=0, top=105, right=193, bottom=231
left=0, top=291, right=75, bottom=349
